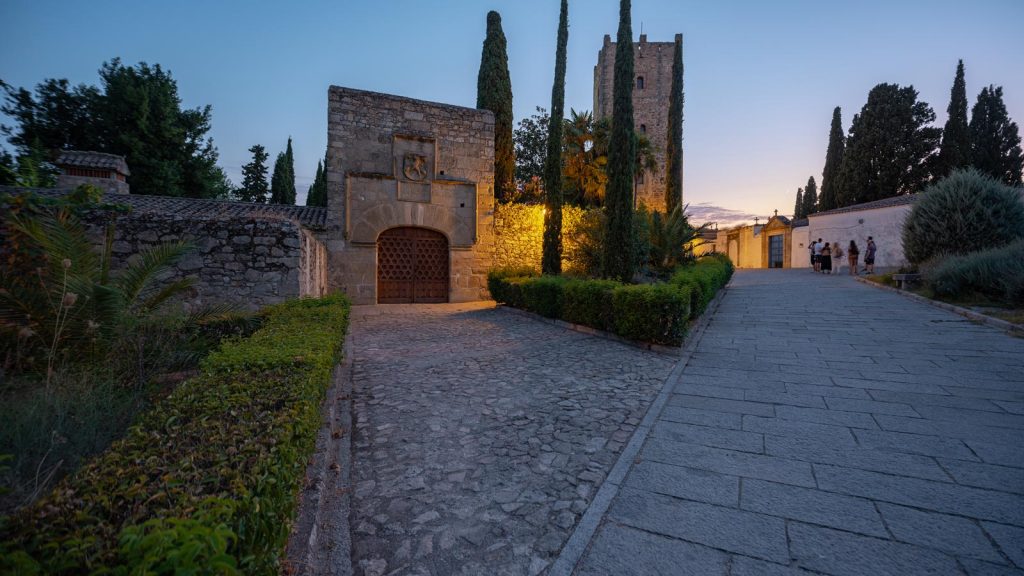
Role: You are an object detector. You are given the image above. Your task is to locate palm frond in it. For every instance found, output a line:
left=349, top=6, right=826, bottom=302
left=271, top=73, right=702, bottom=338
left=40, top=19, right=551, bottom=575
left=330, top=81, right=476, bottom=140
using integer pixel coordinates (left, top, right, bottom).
left=113, top=241, right=194, bottom=309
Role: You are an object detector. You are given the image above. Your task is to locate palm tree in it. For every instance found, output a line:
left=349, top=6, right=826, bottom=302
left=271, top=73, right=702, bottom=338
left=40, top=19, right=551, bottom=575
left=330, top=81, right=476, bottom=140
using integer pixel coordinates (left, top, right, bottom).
left=633, top=133, right=658, bottom=209
left=562, top=109, right=608, bottom=206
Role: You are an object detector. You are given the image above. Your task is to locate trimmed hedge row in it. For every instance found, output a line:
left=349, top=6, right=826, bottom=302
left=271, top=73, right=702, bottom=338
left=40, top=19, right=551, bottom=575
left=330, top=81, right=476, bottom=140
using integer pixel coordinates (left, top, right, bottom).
left=669, top=253, right=735, bottom=319
left=0, top=294, right=352, bottom=575
left=488, top=254, right=733, bottom=346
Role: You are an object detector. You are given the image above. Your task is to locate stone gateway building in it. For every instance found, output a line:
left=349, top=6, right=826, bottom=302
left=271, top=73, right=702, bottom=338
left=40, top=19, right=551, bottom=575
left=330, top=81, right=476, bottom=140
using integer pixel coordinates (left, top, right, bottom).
left=594, top=33, right=683, bottom=212
left=324, top=86, right=496, bottom=305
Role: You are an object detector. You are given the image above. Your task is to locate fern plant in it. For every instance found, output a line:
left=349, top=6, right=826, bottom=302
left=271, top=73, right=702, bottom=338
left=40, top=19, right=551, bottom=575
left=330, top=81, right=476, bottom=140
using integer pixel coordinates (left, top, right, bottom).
left=646, top=205, right=708, bottom=277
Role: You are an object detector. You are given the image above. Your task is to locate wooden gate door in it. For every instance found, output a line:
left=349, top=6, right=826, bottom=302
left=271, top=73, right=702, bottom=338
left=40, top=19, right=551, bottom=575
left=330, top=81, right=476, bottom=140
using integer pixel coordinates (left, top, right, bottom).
left=377, top=227, right=449, bottom=303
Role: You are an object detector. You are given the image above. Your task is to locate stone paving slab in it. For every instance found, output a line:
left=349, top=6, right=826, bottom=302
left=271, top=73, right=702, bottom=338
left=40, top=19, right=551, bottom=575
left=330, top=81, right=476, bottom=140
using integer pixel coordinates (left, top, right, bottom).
left=570, top=269, right=1024, bottom=575
left=345, top=302, right=675, bottom=576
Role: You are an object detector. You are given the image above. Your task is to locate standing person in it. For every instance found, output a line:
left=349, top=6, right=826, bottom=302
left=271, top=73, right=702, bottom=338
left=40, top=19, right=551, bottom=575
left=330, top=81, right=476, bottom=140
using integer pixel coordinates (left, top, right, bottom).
left=808, top=241, right=816, bottom=271
left=832, top=241, right=844, bottom=275
left=848, top=240, right=859, bottom=276
left=864, top=236, right=876, bottom=274
left=821, top=242, right=832, bottom=274
left=813, top=238, right=823, bottom=272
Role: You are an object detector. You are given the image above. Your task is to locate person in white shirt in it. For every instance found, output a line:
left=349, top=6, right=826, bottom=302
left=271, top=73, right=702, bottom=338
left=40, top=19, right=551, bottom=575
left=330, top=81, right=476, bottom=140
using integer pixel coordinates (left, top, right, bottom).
left=832, top=241, right=844, bottom=275
left=812, top=238, right=823, bottom=272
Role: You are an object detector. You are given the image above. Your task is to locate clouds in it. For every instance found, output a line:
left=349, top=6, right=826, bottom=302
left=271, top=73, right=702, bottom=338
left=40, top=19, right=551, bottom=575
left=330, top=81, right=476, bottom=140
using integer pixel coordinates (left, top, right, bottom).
left=685, top=202, right=769, bottom=229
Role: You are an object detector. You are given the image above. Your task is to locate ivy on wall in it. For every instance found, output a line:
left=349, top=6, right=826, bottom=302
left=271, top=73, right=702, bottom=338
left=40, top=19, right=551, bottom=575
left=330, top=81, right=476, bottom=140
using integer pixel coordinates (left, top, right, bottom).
left=493, top=203, right=602, bottom=276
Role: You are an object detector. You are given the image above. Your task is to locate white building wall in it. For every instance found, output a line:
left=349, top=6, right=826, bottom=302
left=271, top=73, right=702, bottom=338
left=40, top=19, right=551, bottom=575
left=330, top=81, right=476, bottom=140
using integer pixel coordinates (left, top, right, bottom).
left=807, top=204, right=913, bottom=271
left=791, top=226, right=810, bottom=268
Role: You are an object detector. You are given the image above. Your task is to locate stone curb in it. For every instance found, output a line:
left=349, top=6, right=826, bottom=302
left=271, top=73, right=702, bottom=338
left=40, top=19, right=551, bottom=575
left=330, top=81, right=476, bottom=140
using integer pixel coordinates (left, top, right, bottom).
left=854, top=276, right=1024, bottom=336
left=285, top=329, right=356, bottom=576
left=546, top=278, right=734, bottom=576
left=495, top=306, right=686, bottom=357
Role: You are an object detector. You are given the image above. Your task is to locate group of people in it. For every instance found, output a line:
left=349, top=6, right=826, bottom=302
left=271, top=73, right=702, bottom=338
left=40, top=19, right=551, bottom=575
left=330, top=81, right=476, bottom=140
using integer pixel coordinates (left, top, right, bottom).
left=810, top=236, right=876, bottom=275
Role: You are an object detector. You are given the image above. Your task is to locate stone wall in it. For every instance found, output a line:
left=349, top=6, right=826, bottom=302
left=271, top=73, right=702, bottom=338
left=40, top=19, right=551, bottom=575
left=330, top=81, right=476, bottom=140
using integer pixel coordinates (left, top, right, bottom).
left=57, top=174, right=129, bottom=195
left=492, top=203, right=601, bottom=277
left=101, top=212, right=318, bottom=310
left=325, top=86, right=496, bottom=304
left=594, top=34, right=683, bottom=212
left=808, top=204, right=914, bottom=271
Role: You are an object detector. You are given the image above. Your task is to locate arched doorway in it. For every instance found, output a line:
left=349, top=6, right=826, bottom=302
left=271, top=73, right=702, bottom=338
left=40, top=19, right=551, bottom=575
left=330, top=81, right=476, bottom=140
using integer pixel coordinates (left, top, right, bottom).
left=377, top=227, right=449, bottom=303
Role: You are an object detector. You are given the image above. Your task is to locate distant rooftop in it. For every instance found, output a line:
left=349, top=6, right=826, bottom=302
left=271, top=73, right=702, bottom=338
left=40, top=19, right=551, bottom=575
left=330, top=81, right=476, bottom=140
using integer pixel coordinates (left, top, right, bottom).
left=56, top=151, right=130, bottom=176
left=0, top=186, right=326, bottom=230
left=811, top=194, right=918, bottom=217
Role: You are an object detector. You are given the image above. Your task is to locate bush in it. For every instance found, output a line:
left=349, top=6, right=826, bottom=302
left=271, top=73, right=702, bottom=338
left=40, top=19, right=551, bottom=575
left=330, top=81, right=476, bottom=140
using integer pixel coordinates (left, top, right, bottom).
left=519, top=276, right=569, bottom=318
left=923, top=239, right=1024, bottom=304
left=562, top=279, right=620, bottom=331
left=903, top=169, right=1024, bottom=265
left=0, top=293, right=351, bottom=574
left=612, top=284, right=691, bottom=346
left=669, top=254, right=734, bottom=318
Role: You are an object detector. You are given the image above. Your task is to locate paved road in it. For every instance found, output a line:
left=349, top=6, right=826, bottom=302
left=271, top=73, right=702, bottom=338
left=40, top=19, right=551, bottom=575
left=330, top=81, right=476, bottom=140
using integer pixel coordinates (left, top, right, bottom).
left=346, top=302, right=675, bottom=576
left=573, top=269, right=1024, bottom=575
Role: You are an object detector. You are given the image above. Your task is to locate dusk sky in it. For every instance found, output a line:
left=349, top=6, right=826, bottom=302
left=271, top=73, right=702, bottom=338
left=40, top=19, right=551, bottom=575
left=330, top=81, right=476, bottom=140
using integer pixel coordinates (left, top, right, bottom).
left=2, top=0, right=1022, bottom=226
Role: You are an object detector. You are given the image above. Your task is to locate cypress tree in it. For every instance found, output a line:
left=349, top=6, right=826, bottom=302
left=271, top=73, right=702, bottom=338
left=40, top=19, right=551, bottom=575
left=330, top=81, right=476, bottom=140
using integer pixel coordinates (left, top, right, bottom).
left=306, top=159, right=327, bottom=207
left=477, top=11, right=515, bottom=203
left=793, top=188, right=804, bottom=219
left=802, top=177, right=818, bottom=216
left=664, top=34, right=683, bottom=213
left=937, top=60, right=971, bottom=177
left=270, top=137, right=297, bottom=205
left=819, top=107, right=844, bottom=211
left=602, top=0, right=637, bottom=282
left=969, top=85, right=1024, bottom=186
left=237, top=144, right=269, bottom=203
left=542, top=0, right=569, bottom=276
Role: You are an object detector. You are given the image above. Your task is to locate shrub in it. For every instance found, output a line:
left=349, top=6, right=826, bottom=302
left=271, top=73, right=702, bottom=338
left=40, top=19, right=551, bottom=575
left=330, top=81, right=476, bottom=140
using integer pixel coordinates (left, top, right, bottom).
left=519, top=276, right=568, bottom=318
left=903, top=169, right=1024, bottom=265
left=669, top=254, right=734, bottom=318
left=562, top=279, right=620, bottom=330
left=612, top=284, right=691, bottom=346
left=0, top=293, right=351, bottom=574
left=923, top=239, right=1024, bottom=304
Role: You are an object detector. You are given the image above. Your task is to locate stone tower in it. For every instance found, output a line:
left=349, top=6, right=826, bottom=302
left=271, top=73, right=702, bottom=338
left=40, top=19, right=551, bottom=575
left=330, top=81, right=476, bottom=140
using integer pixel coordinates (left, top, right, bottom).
left=594, top=33, right=683, bottom=212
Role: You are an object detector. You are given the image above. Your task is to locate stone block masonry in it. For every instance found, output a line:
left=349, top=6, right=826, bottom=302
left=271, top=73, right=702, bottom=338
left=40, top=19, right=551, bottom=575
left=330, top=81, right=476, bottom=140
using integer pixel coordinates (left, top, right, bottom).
left=325, top=86, right=496, bottom=305
left=100, top=212, right=325, bottom=311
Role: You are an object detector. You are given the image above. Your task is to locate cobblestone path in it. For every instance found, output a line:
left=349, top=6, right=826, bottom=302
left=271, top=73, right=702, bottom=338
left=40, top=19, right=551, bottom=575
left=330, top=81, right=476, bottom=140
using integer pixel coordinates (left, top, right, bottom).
left=347, top=302, right=675, bottom=576
left=572, top=269, right=1024, bottom=575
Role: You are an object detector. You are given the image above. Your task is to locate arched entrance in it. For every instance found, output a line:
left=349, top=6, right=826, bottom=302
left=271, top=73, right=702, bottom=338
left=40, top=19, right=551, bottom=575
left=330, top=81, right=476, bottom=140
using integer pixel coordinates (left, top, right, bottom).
left=377, top=227, right=449, bottom=303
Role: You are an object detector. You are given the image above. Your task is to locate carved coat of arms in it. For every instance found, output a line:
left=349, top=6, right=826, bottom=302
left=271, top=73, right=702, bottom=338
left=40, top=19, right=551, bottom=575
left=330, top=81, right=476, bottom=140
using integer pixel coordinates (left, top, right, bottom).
left=403, top=153, right=428, bottom=181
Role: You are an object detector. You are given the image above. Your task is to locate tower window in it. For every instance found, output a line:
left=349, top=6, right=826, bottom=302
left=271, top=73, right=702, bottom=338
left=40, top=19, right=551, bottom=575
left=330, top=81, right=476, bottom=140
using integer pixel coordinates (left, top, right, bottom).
left=640, top=124, right=647, bottom=133
left=636, top=76, right=644, bottom=90
left=637, top=171, right=645, bottom=185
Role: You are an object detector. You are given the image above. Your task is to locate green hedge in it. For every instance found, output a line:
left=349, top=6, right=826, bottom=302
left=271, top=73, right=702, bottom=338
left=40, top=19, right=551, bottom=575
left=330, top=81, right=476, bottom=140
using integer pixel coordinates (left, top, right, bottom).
left=669, top=253, right=735, bottom=319
left=612, top=284, right=691, bottom=345
left=0, top=293, right=352, bottom=575
left=488, top=255, right=732, bottom=346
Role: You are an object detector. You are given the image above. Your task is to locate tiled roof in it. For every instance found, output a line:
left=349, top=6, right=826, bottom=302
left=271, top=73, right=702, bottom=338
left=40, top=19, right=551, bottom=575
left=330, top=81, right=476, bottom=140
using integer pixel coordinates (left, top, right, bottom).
left=791, top=218, right=809, bottom=227
left=55, top=151, right=131, bottom=176
left=0, top=186, right=327, bottom=230
left=810, top=194, right=918, bottom=217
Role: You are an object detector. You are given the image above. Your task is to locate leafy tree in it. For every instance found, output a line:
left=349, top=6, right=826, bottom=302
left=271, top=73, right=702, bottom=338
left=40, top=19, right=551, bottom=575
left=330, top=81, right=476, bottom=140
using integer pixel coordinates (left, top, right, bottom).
left=818, top=107, right=844, bottom=212
left=269, top=137, right=296, bottom=205
left=0, top=149, right=16, bottom=185
left=969, top=85, right=1023, bottom=186
left=477, top=11, right=515, bottom=203
left=237, top=144, right=269, bottom=203
left=602, top=0, right=637, bottom=282
left=665, top=35, right=684, bottom=213
left=937, top=60, right=971, bottom=177
left=513, top=106, right=548, bottom=186
left=793, top=188, right=804, bottom=219
left=306, top=157, right=328, bottom=207
left=802, top=176, right=818, bottom=216
left=3, top=60, right=231, bottom=198
left=542, top=0, right=569, bottom=276
left=835, top=83, right=941, bottom=206
left=562, top=110, right=608, bottom=206
left=634, top=132, right=657, bottom=203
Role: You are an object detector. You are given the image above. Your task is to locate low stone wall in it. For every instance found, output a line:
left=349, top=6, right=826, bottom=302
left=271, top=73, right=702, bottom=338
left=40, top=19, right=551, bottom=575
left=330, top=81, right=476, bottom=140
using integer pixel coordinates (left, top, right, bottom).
left=102, top=212, right=314, bottom=310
